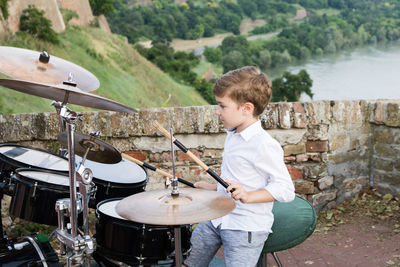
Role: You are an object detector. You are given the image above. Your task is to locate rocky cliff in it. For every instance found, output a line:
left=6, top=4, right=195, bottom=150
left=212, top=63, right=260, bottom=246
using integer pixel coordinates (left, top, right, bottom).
left=0, top=0, right=110, bottom=35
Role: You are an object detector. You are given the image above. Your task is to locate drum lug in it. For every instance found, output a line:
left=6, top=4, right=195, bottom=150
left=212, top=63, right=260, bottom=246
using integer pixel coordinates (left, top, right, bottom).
left=31, top=182, right=38, bottom=201
left=105, top=183, right=111, bottom=195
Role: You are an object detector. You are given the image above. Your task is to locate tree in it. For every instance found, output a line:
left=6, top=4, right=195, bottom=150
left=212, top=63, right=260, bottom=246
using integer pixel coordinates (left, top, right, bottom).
left=222, top=50, right=244, bottom=73
left=271, top=70, right=313, bottom=102
left=204, top=46, right=222, bottom=63
left=89, top=0, right=114, bottom=16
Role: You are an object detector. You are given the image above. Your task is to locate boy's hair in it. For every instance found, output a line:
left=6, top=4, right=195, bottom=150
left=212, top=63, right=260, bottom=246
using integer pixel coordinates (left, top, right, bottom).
left=213, top=66, right=272, bottom=116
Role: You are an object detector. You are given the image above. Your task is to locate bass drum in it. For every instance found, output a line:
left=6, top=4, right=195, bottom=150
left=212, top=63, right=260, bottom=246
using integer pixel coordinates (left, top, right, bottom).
left=0, top=144, right=69, bottom=195
left=75, top=156, right=148, bottom=208
left=94, top=198, right=192, bottom=266
left=0, top=233, right=60, bottom=266
left=9, top=168, right=81, bottom=226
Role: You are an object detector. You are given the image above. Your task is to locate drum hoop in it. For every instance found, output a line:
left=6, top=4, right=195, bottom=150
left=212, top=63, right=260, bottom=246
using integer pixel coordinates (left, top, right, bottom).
left=14, top=167, right=74, bottom=191
left=0, top=143, right=68, bottom=172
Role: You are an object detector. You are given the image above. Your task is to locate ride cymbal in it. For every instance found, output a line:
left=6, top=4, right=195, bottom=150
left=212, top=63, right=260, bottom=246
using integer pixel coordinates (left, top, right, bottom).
left=116, top=188, right=236, bottom=225
left=0, top=79, right=137, bottom=114
left=58, top=132, right=122, bottom=164
left=0, top=46, right=100, bottom=92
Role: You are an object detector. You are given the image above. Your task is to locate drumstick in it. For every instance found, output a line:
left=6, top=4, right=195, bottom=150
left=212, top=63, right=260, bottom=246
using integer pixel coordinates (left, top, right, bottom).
left=153, top=121, right=234, bottom=192
left=122, top=153, right=195, bottom=188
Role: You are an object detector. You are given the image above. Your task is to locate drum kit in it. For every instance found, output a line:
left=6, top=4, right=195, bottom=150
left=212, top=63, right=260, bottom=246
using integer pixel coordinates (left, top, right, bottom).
left=0, top=46, right=236, bottom=266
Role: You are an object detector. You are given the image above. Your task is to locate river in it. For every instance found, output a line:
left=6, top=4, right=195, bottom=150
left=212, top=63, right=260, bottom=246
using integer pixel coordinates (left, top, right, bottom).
left=267, top=41, right=400, bottom=101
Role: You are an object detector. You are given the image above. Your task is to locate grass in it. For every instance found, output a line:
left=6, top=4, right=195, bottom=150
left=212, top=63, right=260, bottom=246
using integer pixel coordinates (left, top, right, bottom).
left=0, top=26, right=207, bottom=114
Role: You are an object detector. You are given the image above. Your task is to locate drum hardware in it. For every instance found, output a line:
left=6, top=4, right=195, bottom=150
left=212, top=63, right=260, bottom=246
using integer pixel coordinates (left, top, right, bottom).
left=0, top=46, right=100, bottom=92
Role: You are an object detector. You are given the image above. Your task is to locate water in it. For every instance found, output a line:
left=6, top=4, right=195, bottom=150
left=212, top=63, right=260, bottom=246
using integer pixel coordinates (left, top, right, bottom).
left=267, top=41, right=400, bottom=101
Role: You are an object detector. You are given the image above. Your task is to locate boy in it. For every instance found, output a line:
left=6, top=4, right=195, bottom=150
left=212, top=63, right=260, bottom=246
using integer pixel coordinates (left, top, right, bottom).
left=183, top=66, right=295, bottom=267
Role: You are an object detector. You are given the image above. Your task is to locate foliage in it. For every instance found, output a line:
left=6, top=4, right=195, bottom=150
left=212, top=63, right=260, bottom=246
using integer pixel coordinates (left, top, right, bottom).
left=0, top=0, right=8, bottom=19
left=89, top=0, right=115, bottom=16
left=60, top=8, right=79, bottom=24
left=203, top=46, right=222, bottom=64
left=271, top=70, right=313, bottom=102
left=19, top=5, right=59, bottom=44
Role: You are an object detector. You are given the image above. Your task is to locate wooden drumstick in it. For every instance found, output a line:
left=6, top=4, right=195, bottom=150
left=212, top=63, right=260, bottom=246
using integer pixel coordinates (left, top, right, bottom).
left=122, top=153, right=195, bottom=188
left=153, top=121, right=233, bottom=192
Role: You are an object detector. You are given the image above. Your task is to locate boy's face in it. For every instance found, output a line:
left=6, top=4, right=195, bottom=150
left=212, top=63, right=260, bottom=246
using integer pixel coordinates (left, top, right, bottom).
left=215, top=94, right=248, bottom=132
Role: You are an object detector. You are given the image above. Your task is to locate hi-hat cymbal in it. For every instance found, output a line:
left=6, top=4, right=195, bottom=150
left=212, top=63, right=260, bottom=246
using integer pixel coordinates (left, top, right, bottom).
left=58, top=132, right=121, bottom=164
left=116, top=188, right=236, bottom=225
left=0, top=79, right=136, bottom=114
left=0, top=46, right=100, bottom=92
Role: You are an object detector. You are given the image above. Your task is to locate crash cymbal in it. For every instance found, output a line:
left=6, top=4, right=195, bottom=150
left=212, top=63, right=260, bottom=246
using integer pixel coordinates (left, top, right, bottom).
left=0, top=79, right=136, bottom=114
left=0, top=46, right=99, bottom=92
left=58, top=132, right=121, bottom=164
left=116, top=188, right=236, bottom=225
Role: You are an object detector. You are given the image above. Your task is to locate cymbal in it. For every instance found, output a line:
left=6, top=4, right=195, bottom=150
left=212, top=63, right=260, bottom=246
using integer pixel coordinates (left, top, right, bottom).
left=0, top=46, right=99, bottom=92
left=0, top=79, right=136, bottom=114
left=116, top=188, right=236, bottom=225
left=58, top=132, right=122, bottom=164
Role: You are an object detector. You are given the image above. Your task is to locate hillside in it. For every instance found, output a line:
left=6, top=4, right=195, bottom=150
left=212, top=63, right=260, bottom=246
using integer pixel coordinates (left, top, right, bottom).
left=0, top=26, right=208, bottom=114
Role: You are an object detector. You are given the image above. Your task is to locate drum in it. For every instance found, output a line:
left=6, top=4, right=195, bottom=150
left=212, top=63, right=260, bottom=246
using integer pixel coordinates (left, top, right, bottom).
left=75, top=156, right=148, bottom=208
left=0, top=144, right=69, bottom=195
left=0, top=233, right=60, bottom=266
left=94, top=198, right=192, bottom=265
left=9, top=168, right=80, bottom=226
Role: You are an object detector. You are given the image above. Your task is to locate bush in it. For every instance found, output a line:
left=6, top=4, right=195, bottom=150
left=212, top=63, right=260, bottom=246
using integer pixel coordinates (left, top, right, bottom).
left=60, top=8, right=79, bottom=24
left=0, top=0, right=9, bottom=19
left=19, top=5, right=59, bottom=44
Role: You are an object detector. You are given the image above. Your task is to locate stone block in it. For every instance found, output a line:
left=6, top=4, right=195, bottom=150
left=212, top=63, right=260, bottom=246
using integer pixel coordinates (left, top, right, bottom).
left=318, top=176, right=334, bottom=190
left=294, top=180, right=314, bottom=194
left=278, top=102, right=291, bottom=129
left=284, top=156, right=296, bottom=162
left=304, top=163, right=327, bottom=179
left=307, top=124, right=329, bottom=141
left=296, top=154, right=308, bottom=162
left=330, top=135, right=347, bottom=151
left=373, top=101, right=384, bottom=124
left=308, top=153, right=322, bottom=162
left=261, top=103, right=278, bottom=129
left=293, top=102, right=307, bottom=128
left=384, top=103, right=400, bottom=127
left=311, top=190, right=337, bottom=206
left=306, top=140, right=329, bottom=152
left=306, top=101, right=331, bottom=125
left=283, top=144, right=306, bottom=156
left=267, top=129, right=307, bottom=146
left=287, top=165, right=303, bottom=179
left=374, top=143, right=397, bottom=159
left=373, top=158, right=394, bottom=172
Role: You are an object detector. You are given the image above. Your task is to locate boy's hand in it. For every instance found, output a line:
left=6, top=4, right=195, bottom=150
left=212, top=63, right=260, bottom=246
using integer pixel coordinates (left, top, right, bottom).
left=225, top=180, right=250, bottom=203
left=194, top=181, right=217, bottom=191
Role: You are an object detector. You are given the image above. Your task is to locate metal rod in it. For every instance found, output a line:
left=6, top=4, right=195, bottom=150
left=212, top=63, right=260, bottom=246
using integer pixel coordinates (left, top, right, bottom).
left=174, top=227, right=182, bottom=267
left=170, top=128, right=179, bottom=196
left=66, top=121, right=78, bottom=238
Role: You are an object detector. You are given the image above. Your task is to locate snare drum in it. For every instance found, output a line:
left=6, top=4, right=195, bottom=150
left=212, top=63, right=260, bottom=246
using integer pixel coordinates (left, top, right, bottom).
left=95, top=198, right=192, bottom=265
left=0, top=233, right=60, bottom=266
left=75, top=156, right=148, bottom=208
left=9, top=168, right=80, bottom=226
left=0, top=144, right=69, bottom=195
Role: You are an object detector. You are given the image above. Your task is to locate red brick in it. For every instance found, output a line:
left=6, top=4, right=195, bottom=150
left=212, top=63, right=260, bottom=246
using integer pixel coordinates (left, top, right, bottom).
left=177, top=149, right=200, bottom=161
left=125, top=150, right=147, bottom=161
left=306, top=140, right=329, bottom=152
left=287, top=165, right=303, bottom=180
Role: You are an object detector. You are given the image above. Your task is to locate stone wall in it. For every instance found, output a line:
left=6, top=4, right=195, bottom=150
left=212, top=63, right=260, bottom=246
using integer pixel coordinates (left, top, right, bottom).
left=0, top=100, right=399, bottom=212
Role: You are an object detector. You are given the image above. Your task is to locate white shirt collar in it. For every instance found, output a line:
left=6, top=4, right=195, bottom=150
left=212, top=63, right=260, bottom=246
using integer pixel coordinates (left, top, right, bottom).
left=228, top=120, right=262, bottom=142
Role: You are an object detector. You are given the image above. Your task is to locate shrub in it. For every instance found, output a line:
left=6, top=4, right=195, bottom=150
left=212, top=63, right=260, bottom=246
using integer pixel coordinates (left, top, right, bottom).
left=19, top=5, right=59, bottom=44
left=0, top=0, right=9, bottom=19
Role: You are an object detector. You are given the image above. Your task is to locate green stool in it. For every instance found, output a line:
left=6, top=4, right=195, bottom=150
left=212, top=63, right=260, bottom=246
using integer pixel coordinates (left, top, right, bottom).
left=256, top=196, right=317, bottom=267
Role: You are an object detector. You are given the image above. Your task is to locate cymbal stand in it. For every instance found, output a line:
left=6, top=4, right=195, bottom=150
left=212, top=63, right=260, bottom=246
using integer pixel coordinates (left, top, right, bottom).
left=55, top=102, right=95, bottom=267
left=170, top=128, right=183, bottom=267
left=51, top=101, right=67, bottom=157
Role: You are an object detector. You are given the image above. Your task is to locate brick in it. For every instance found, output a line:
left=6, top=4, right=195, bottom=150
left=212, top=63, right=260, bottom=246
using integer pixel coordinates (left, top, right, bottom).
left=125, top=150, right=147, bottom=161
left=294, top=180, right=314, bottom=194
left=287, top=165, right=303, bottom=179
left=306, top=140, right=329, bottom=152
left=318, top=176, right=333, bottom=190
left=177, top=149, right=200, bottom=161
left=308, top=153, right=322, bottom=162
left=149, top=152, right=172, bottom=163
left=283, top=144, right=306, bottom=156
left=284, top=156, right=296, bottom=162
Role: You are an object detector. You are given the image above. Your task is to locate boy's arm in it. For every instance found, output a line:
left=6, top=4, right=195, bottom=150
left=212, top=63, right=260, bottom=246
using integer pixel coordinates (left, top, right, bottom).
left=194, top=181, right=218, bottom=191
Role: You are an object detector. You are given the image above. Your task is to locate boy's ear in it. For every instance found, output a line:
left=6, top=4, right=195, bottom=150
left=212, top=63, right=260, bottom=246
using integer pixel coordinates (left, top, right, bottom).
left=242, top=102, right=255, bottom=115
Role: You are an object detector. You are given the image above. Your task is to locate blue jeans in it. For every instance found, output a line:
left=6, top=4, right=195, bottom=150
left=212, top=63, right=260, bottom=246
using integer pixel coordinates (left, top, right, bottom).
left=184, top=221, right=269, bottom=267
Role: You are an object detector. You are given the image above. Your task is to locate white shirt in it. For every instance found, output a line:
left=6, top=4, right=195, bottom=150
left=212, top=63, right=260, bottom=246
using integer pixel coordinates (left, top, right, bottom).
left=211, top=120, right=295, bottom=232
